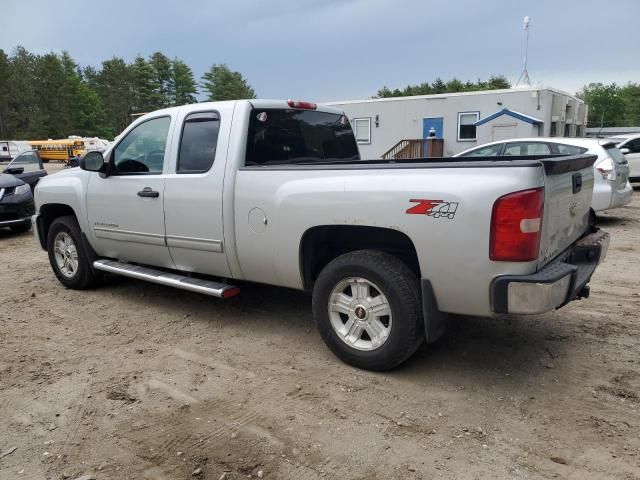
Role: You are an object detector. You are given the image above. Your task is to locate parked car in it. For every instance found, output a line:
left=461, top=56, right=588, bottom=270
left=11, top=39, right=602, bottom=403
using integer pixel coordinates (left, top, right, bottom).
left=608, top=134, right=640, bottom=182
left=0, top=174, right=35, bottom=233
left=456, top=138, right=632, bottom=219
left=33, top=100, right=608, bottom=370
left=2, top=150, right=47, bottom=190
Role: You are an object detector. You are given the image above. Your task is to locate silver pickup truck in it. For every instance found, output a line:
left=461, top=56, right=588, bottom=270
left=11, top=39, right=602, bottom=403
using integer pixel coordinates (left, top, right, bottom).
left=33, top=100, right=609, bottom=370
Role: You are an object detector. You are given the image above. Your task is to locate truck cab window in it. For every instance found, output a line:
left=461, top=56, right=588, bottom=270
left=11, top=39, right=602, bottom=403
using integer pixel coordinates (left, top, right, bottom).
left=177, top=112, right=220, bottom=173
left=245, top=109, right=360, bottom=166
left=113, top=116, right=171, bottom=174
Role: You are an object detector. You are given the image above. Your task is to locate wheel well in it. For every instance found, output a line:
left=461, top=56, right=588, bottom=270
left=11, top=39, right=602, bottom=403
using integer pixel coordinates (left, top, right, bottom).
left=300, top=225, right=421, bottom=290
left=37, top=204, right=77, bottom=249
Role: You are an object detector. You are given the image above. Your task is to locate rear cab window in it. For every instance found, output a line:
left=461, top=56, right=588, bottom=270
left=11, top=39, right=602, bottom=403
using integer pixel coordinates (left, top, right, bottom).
left=245, top=109, right=360, bottom=166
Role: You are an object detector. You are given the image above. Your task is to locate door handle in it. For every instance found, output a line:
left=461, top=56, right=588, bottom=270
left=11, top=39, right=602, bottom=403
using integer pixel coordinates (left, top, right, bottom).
left=137, top=187, right=160, bottom=198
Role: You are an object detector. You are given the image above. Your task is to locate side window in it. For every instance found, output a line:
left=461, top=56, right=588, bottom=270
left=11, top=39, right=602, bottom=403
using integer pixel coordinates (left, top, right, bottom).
left=627, top=139, right=640, bottom=153
left=10, top=151, right=41, bottom=172
left=460, top=144, right=502, bottom=157
left=457, top=112, right=479, bottom=141
left=177, top=112, right=220, bottom=173
left=556, top=144, right=587, bottom=155
left=113, top=116, right=171, bottom=174
left=505, top=142, right=551, bottom=156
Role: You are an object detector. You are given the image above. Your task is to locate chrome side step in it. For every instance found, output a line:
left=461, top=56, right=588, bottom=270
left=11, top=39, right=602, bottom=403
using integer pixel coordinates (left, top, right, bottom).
left=93, top=259, right=239, bottom=298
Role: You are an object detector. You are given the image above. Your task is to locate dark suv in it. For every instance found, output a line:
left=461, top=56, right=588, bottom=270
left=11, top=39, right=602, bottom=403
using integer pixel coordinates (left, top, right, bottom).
left=0, top=150, right=46, bottom=233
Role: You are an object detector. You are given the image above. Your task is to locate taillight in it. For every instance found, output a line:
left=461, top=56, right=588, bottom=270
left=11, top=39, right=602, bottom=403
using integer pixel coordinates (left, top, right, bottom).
left=490, top=188, right=544, bottom=262
left=595, top=156, right=614, bottom=180
left=287, top=99, right=317, bottom=110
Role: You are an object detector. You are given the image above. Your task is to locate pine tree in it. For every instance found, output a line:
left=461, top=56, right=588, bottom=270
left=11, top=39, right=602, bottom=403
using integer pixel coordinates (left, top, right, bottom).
left=94, top=57, right=133, bottom=136
left=131, top=55, right=163, bottom=113
left=170, top=59, right=198, bottom=106
left=149, top=52, right=172, bottom=107
left=201, top=64, right=256, bottom=101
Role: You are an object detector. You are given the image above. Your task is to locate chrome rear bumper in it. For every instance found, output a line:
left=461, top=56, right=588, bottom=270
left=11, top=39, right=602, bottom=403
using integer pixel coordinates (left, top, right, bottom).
left=491, top=230, right=609, bottom=315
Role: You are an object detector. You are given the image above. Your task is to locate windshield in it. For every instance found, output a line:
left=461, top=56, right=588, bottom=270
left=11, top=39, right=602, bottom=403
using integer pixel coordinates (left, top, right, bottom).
left=245, top=109, right=360, bottom=166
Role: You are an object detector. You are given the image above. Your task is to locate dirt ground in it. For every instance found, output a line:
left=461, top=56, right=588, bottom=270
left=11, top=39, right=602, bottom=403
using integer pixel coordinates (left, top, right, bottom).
left=1, top=163, right=640, bottom=480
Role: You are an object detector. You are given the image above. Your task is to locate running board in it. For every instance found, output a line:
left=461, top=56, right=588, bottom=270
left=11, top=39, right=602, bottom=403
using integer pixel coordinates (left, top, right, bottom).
left=92, top=259, right=239, bottom=298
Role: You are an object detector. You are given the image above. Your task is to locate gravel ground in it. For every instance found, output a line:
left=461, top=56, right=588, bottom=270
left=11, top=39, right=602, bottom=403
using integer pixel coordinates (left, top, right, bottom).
left=1, top=163, right=640, bottom=479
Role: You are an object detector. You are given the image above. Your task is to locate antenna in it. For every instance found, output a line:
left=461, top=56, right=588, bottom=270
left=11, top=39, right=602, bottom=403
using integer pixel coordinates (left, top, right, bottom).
left=516, top=15, right=532, bottom=87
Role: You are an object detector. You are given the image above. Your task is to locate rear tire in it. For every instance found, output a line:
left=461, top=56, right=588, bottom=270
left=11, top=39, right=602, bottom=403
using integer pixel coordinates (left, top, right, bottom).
left=47, top=216, right=101, bottom=289
left=312, top=250, right=424, bottom=371
left=10, top=223, right=31, bottom=234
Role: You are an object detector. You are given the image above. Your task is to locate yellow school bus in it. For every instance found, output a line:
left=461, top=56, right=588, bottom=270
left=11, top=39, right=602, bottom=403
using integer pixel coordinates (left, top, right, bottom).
left=29, top=139, right=87, bottom=163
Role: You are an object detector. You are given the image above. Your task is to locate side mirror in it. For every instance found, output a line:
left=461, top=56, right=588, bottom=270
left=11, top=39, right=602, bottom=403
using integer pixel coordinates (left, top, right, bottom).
left=79, top=151, right=106, bottom=172
left=4, top=166, right=24, bottom=175
left=619, top=147, right=630, bottom=155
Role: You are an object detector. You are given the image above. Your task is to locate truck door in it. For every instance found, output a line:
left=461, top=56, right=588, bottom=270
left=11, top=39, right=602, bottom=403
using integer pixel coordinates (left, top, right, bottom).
left=86, top=115, right=174, bottom=269
left=163, top=109, right=231, bottom=277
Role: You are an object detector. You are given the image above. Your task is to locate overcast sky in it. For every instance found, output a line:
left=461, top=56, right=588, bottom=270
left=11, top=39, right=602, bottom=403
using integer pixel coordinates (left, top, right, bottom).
left=2, top=0, right=638, bottom=101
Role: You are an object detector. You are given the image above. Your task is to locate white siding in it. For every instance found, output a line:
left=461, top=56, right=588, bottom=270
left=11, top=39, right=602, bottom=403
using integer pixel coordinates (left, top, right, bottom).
left=324, top=88, right=586, bottom=158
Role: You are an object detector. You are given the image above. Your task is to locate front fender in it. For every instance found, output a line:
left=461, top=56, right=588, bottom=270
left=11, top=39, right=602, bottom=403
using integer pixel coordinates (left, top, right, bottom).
left=35, top=169, right=91, bottom=238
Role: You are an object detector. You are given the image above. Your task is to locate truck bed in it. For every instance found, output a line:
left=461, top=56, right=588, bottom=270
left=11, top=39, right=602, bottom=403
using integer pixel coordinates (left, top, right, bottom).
left=240, top=154, right=595, bottom=174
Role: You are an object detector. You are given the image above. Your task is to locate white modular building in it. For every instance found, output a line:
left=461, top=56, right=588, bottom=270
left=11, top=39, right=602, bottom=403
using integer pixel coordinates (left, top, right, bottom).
left=324, top=87, right=587, bottom=158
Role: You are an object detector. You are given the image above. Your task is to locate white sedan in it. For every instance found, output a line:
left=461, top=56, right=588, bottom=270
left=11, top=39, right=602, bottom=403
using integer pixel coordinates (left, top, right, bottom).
left=455, top=138, right=633, bottom=218
left=608, top=134, right=640, bottom=182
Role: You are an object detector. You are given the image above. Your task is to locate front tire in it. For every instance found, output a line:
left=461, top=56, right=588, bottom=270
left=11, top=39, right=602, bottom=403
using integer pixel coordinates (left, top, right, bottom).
left=312, top=250, right=424, bottom=371
left=47, top=216, right=100, bottom=289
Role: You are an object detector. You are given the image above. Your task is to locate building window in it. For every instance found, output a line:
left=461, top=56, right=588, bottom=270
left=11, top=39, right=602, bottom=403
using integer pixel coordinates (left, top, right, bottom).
left=564, top=123, right=571, bottom=137
left=353, top=118, right=371, bottom=144
left=457, top=112, right=479, bottom=141
left=550, top=122, right=558, bottom=137
left=575, top=125, right=582, bottom=137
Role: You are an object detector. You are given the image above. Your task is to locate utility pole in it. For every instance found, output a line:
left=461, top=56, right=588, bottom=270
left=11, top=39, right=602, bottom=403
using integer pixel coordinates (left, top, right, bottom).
left=516, top=16, right=532, bottom=87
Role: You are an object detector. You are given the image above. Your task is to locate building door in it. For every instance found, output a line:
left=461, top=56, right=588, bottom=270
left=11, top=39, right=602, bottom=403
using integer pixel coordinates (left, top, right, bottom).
left=423, top=117, right=443, bottom=156
left=492, top=124, right=517, bottom=141
left=423, top=117, right=443, bottom=139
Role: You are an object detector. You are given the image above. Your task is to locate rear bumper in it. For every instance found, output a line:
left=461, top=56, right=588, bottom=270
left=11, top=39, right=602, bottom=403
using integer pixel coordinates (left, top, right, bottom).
left=491, top=230, right=609, bottom=314
left=610, top=182, right=633, bottom=209
left=592, top=180, right=633, bottom=211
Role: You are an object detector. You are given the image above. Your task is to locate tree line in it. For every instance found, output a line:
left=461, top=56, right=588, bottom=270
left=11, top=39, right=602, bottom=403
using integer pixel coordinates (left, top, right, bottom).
left=0, top=47, right=256, bottom=140
left=0, top=45, right=637, bottom=141
left=577, top=83, right=640, bottom=128
left=375, top=75, right=512, bottom=98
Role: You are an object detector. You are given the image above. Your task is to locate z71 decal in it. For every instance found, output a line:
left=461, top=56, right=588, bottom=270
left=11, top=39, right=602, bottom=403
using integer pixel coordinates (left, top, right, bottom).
left=406, top=199, right=459, bottom=219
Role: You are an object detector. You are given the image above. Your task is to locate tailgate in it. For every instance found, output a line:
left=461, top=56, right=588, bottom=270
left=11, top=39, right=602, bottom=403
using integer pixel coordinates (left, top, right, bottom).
left=538, top=154, right=596, bottom=268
